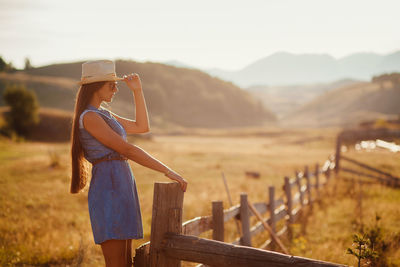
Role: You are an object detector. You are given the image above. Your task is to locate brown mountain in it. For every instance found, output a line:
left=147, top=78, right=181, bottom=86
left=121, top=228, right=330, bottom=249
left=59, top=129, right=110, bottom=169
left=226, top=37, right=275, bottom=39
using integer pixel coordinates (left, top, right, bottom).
left=0, top=60, right=276, bottom=129
left=246, top=79, right=359, bottom=119
left=280, top=73, right=400, bottom=128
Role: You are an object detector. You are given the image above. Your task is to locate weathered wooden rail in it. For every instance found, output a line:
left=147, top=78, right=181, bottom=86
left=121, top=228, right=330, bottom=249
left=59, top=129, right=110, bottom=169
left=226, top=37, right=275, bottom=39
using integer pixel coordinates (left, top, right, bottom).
left=134, top=155, right=346, bottom=266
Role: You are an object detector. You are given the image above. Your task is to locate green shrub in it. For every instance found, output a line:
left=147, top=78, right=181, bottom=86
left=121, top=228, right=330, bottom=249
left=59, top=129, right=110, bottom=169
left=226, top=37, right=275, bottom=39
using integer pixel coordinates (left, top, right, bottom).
left=2, top=84, right=40, bottom=137
left=347, top=213, right=394, bottom=267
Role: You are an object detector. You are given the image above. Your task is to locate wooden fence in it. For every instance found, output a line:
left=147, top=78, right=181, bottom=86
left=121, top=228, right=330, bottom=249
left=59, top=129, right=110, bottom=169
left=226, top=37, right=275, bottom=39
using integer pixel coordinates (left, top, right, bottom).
left=134, top=154, right=347, bottom=267
left=334, top=131, right=400, bottom=187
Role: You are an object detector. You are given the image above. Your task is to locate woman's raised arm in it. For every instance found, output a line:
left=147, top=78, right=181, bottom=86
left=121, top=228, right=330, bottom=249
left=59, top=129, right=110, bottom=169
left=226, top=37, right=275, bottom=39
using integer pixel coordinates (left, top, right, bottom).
left=111, top=73, right=150, bottom=134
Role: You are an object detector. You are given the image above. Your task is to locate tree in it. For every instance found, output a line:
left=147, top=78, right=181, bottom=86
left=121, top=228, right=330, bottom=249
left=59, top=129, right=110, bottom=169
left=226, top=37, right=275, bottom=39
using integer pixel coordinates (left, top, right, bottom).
left=0, top=56, right=7, bottom=72
left=24, top=57, right=33, bottom=70
left=0, top=56, right=17, bottom=72
left=3, top=84, right=40, bottom=136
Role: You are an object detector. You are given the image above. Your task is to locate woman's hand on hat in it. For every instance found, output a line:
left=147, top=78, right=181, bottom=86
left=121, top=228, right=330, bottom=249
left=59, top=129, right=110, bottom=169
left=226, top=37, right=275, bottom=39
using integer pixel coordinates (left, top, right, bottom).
left=123, top=73, right=142, bottom=92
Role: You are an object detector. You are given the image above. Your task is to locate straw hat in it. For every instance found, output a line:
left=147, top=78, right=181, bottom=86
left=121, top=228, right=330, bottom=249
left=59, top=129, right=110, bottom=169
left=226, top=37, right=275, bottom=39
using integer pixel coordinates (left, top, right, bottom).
left=77, top=60, right=124, bottom=85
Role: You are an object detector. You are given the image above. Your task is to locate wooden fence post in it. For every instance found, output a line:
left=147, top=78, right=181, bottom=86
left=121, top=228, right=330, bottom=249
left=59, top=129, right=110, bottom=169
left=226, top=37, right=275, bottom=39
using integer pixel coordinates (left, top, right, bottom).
left=335, top=134, right=342, bottom=174
left=212, top=200, right=224, bottom=242
left=315, top=163, right=320, bottom=201
left=149, top=182, right=184, bottom=267
left=295, top=170, right=304, bottom=207
left=284, top=176, right=294, bottom=240
left=332, top=158, right=338, bottom=195
left=268, top=186, right=277, bottom=249
left=268, top=186, right=276, bottom=233
left=284, top=176, right=293, bottom=224
left=240, top=193, right=252, bottom=246
left=305, top=165, right=312, bottom=207
left=325, top=164, right=331, bottom=184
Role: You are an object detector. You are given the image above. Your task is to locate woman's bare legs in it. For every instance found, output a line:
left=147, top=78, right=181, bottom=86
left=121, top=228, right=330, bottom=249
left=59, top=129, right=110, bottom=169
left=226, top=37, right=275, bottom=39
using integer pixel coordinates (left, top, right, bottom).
left=101, top=239, right=127, bottom=267
left=126, top=239, right=132, bottom=266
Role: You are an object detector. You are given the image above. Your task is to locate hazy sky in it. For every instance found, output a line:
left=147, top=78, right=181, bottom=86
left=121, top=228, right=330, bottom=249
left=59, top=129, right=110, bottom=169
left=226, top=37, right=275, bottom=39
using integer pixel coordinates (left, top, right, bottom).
left=0, top=0, right=399, bottom=70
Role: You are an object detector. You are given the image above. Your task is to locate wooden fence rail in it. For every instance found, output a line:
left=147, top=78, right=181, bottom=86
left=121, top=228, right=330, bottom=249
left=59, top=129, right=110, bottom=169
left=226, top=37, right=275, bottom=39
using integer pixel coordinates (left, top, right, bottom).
left=134, top=155, right=345, bottom=266
left=162, top=233, right=346, bottom=267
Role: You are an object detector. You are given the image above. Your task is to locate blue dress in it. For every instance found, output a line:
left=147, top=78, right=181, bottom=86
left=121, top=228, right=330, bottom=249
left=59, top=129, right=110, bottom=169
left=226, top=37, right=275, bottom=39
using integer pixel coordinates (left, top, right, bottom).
left=79, top=104, right=144, bottom=244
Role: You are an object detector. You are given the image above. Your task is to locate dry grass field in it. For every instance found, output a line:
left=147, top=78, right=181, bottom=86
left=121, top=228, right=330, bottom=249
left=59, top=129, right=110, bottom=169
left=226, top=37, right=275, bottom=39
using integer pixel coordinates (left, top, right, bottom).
left=0, top=126, right=399, bottom=266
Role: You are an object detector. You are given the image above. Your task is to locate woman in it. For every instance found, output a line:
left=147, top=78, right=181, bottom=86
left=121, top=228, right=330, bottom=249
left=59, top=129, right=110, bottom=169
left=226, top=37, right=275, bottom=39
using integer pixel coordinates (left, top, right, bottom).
left=69, top=60, right=188, bottom=267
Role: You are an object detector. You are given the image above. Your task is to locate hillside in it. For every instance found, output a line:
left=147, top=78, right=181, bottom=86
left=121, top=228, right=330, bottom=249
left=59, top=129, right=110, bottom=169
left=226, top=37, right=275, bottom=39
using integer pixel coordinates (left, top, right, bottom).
left=246, top=79, right=358, bottom=118
left=280, top=73, right=400, bottom=128
left=0, top=60, right=277, bottom=129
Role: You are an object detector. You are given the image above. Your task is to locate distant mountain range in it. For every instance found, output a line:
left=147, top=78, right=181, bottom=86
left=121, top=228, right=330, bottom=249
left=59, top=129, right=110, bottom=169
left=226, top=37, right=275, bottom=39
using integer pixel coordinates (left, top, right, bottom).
left=167, top=51, right=400, bottom=87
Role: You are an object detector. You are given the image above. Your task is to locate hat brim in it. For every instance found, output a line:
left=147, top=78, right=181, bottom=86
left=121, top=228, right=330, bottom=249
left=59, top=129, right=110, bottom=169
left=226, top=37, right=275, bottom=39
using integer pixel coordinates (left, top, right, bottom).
left=77, top=76, right=124, bottom=85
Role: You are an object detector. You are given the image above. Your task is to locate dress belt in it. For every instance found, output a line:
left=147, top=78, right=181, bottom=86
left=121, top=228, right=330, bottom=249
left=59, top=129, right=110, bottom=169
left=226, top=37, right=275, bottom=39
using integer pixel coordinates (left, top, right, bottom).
left=92, top=155, right=128, bottom=166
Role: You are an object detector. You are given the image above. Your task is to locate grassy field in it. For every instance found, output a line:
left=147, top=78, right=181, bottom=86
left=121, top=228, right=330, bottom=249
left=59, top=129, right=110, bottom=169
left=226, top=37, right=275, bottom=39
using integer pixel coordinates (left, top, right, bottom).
left=0, top=126, right=399, bottom=266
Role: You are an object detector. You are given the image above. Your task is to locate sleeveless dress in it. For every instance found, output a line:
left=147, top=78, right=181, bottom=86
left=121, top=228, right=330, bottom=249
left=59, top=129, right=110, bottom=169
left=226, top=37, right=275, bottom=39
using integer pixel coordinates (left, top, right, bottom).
left=79, top=104, right=144, bottom=244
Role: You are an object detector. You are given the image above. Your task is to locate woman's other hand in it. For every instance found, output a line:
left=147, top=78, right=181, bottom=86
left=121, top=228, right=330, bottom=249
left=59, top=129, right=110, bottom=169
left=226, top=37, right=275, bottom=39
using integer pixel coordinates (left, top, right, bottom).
left=165, top=170, right=188, bottom=192
left=123, top=73, right=142, bottom=91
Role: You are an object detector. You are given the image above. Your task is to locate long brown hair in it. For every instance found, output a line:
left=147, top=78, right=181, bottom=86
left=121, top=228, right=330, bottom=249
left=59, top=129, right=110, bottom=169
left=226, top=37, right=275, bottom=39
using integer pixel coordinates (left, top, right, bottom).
left=70, top=81, right=107, bottom=194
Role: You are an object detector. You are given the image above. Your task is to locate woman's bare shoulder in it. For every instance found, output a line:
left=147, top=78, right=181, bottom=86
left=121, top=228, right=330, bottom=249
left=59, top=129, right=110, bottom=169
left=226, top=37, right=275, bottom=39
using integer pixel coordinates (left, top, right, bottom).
left=81, top=111, right=103, bottom=128
left=82, top=111, right=130, bottom=155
